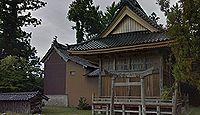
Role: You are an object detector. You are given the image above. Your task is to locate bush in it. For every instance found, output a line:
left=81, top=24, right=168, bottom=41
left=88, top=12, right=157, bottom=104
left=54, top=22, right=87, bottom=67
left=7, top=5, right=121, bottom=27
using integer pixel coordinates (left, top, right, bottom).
left=77, top=97, right=90, bottom=110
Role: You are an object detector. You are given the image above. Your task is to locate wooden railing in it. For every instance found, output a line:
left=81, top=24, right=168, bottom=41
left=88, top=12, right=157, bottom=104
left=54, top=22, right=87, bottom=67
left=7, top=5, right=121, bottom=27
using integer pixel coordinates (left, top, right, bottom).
left=92, top=96, right=184, bottom=115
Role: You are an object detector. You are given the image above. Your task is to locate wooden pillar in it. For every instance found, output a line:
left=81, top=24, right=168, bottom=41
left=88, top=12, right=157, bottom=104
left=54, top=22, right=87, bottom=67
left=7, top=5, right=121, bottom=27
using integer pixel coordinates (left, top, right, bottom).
left=127, top=78, right=131, bottom=96
left=141, top=77, right=146, bottom=115
left=159, top=56, right=164, bottom=96
left=110, top=77, right=115, bottom=115
left=113, top=56, right=116, bottom=70
left=98, top=57, right=102, bottom=96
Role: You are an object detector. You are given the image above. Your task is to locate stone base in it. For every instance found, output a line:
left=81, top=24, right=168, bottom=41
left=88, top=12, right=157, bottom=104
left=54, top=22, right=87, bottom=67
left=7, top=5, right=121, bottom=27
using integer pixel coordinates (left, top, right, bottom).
left=44, top=95, right=68, bottom=107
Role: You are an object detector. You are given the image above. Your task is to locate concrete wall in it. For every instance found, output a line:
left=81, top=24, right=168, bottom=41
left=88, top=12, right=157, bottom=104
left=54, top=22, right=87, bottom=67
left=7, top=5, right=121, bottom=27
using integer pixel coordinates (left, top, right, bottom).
left=66, top=61, right=98, bottom=107
left=44, top=95, right=68, bottom=107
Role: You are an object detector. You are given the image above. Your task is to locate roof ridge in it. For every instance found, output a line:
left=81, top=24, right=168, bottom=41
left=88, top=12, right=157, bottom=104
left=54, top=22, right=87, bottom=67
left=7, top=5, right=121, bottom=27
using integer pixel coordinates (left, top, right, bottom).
left=106, top=30, right=164, bottom=37
left=52, top=39, right=68, bottom=50
left=120, top=0, right=147, bottom=15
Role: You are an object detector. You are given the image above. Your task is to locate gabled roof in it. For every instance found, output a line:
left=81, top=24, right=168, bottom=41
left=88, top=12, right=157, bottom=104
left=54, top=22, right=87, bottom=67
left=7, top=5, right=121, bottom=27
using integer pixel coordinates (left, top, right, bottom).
left=118, top=0, right=161, bottom=29
left=0, top=91, right=48, bottom=101
left=69, top=31, right=168, bottom=51
left=41, top=40, right=98, bottom=69
left=100, top=0, right=162, bottom=37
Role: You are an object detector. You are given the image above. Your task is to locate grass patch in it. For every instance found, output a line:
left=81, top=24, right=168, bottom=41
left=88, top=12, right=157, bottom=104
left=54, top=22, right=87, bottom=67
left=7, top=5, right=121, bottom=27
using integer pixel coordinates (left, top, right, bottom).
left=3, top=106, right=200, bottom=115
left=42, top=106, right=91, bottom=115
left=1, top=106, right=91, bottom=115
left=189, top=106, right=200, bottom=115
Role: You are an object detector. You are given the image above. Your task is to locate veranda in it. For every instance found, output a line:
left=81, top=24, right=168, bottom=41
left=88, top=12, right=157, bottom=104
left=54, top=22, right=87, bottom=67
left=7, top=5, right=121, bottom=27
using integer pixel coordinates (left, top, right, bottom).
left=92, top=68, right=189, bottom=115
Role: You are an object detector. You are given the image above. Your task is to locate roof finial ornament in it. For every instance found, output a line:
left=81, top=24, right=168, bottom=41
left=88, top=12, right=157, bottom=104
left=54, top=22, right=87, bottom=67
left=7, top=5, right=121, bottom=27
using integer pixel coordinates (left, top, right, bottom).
left=53, top=36, right=58, bottom=41
left=53, top=36, right=58, bottom=44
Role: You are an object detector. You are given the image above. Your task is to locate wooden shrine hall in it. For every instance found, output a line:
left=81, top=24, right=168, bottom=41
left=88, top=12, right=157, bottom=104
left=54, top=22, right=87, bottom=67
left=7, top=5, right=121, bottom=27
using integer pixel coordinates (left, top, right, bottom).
left=42, top=0, right=189, bottom=114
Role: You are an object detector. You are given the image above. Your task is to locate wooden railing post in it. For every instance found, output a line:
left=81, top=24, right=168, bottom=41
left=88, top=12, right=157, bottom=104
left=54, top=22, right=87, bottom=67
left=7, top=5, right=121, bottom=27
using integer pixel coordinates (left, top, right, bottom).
left=122, top=104, right=125, bottom=115
left=106, top=104, right=109, bottom=115
left=156, top=101, right=160, bottom=115
left=139, top=105, right=142, bottom=115
left=92, top=93, right=95, bottom=115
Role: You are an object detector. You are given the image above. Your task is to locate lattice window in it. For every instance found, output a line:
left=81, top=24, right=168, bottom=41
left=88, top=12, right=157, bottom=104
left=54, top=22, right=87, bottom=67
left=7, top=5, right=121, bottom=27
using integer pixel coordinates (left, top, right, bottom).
left=116, top=57, right=129, bottom=71
left=131, top=56, right=145, bottom=71
left=102, top=58, right=113, bottom=71
left=146, top=55, right=159, bottom=69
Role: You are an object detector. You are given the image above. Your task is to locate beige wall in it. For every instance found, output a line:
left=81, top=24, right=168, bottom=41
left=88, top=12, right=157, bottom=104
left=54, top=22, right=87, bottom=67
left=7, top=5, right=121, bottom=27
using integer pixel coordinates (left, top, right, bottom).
left=66, top=61, right=98, bottom=107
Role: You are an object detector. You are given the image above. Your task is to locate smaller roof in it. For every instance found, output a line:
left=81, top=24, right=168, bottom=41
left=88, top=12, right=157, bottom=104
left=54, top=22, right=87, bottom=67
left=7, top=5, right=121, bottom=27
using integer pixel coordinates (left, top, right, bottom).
left=0, top=91, right=48, bottom=101
left=41, top=40, right=98, bottom=69
left=87, top=69, right=109, bottom=77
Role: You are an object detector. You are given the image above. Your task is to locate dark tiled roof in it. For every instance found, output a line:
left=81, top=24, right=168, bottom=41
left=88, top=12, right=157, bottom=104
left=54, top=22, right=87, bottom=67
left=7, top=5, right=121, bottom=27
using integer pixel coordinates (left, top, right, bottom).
left=0, top=92, right=45, bottom=101
left=53, top=43, right=98, bottom=68
left=69, top=31, right=168, bottom=51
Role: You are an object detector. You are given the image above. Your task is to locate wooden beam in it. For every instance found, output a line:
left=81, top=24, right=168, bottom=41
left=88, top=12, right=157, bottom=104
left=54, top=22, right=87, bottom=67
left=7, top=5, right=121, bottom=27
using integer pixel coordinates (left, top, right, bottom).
left=140, top=67, right=154, bottom=78
left=114, top=82, right=141, bottom=87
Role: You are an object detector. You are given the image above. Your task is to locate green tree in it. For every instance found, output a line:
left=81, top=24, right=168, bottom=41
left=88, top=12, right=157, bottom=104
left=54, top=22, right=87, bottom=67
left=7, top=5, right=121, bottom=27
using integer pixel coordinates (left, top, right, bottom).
left=157, top=0, right=200, bottom=88
left=102, top=2, right=118, bottom=28
left=0, top=0, right=46, bottom=92
left=68, top=0, right=102, bottom=43
left=0, top=0, right=46, bottom=60
left=0, top=56, right=43, bottom=92
left=68, top=0, right=118, bottom=43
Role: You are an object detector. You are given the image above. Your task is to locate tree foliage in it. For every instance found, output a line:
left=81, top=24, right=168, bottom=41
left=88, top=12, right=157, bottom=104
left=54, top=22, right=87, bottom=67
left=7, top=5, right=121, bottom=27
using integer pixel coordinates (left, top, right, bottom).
left=0, top=0, right=46, bottom=60
left=68, top=0, right=118, bottom=43
left=0, top=56, right=43, bottom=92
left=101, top=2, right=118, bottom=28
left=0, top=0, right=46, bottom=92
left=157, top=0, right=200, bottom=88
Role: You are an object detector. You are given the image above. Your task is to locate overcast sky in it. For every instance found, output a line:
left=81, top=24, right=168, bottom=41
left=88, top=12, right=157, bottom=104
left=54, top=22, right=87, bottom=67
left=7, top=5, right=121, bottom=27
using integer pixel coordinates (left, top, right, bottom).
left=26, top=0, right=176, bottom=59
